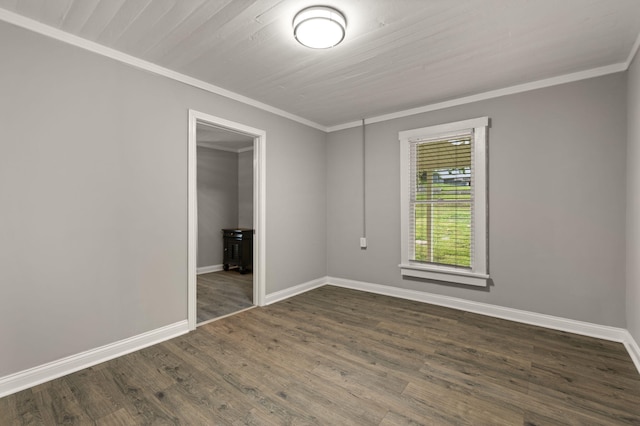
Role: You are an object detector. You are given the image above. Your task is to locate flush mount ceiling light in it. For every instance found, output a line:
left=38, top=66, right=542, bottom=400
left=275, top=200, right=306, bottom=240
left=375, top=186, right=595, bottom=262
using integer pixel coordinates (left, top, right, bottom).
left=293, top=6, right=346, bottom=49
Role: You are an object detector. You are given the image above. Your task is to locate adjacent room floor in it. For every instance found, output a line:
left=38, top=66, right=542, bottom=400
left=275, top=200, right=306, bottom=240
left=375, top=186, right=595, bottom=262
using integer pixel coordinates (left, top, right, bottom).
left=2, top=286, right=639, bottom=424
left=197, top=270, right=253, bottom=324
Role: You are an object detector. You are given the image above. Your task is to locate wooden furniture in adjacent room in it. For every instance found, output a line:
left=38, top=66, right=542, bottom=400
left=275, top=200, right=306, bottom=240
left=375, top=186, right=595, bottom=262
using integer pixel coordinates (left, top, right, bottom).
left=222, top=228, right=253, bottom=274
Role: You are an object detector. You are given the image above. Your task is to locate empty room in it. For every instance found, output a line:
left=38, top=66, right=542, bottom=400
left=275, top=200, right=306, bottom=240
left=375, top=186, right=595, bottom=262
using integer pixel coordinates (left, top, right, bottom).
left=1, top=0, right=640, bottom=424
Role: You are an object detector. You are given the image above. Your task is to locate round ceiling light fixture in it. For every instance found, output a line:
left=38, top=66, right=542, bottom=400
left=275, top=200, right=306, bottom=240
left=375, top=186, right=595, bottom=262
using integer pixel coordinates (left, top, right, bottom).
left=293, top=6, right=346, bottom=49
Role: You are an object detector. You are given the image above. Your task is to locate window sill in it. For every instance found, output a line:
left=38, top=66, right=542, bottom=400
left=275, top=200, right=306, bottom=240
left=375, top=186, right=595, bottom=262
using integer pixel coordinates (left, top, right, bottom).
left=399, top=263, right=488, bottom=287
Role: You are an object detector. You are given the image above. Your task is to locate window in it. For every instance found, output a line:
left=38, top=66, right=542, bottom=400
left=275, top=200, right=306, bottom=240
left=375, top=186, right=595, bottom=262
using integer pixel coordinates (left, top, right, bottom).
left=399, top=117, right=489, bottom=287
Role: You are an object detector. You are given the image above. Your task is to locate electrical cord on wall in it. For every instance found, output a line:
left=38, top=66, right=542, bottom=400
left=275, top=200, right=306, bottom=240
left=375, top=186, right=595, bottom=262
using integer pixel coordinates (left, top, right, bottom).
left=361, top=118, right=367, bottom=249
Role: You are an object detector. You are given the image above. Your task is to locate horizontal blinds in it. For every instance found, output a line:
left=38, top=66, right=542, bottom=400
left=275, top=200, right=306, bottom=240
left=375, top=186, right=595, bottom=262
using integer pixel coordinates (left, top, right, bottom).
left=409, top=132, right=474, bottom=269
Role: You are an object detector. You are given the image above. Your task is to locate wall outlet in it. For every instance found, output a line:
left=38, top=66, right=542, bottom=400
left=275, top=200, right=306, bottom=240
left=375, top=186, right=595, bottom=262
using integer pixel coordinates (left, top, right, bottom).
left=360, top=237, right=367, bottom=248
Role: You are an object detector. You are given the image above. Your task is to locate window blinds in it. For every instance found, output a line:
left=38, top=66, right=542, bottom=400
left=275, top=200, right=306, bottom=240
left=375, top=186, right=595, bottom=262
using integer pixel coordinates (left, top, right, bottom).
left=408, top=131, right=474, bottom=269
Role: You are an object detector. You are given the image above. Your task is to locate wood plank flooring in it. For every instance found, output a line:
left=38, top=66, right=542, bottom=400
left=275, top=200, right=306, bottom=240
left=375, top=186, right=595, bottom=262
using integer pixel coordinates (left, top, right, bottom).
left=197, top=270, right=253, bottom=324
left=2, top=285, right=640, bottom=425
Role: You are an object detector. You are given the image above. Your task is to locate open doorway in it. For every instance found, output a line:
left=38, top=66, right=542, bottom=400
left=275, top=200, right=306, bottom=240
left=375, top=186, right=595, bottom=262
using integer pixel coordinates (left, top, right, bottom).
left=196, top=123, right=254, bottom=324
left=188, top=110, right=266, bottom=330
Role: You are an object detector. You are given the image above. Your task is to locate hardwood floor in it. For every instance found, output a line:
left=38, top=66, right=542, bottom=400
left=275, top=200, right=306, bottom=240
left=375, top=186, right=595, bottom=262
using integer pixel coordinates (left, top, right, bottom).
left=197, top=270, right=253, bottom=324
left=2, top=285, right=640, bottom=424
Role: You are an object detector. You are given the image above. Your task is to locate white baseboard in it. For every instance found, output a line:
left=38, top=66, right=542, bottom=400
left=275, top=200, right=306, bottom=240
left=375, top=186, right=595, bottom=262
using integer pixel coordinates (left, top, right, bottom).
left=3, top=277, right=638, bottom=399
left=197, top=264, right=223, bottom=274
left=327, top=277, right=629, bottom=343
left=264, top=276, right=328, bottom=305
left=624, top=331, right=640, bottom=374
left=0, top=320, right=189, bottom=398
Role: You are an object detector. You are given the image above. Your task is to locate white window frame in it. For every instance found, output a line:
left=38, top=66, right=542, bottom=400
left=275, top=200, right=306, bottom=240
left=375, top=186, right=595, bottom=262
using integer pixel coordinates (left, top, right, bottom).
left=399, top=117, right=489, bottom=287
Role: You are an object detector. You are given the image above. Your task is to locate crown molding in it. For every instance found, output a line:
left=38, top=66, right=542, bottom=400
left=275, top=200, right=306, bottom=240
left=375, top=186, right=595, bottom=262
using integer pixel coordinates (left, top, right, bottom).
left=0, top=8, right=327, bottom=132
left=1, top=7, right=636, bottom=136
left=627, top=31, right=640, bottom=68
left=326, top=63, right=628, bottom=132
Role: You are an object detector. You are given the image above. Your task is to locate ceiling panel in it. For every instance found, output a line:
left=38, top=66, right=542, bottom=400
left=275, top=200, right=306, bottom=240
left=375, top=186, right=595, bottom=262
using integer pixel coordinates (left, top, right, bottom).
left=1, top=0, right=639, bottom=127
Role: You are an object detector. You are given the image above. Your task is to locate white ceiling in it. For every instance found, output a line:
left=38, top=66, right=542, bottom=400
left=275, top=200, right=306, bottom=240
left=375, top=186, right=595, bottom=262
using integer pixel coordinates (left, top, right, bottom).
left=2, top=0, right=639, bottom=128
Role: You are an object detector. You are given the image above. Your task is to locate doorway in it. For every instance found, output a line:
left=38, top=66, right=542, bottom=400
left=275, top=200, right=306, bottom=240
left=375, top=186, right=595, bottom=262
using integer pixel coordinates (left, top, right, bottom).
left=188, top=110, right=266, bottom=330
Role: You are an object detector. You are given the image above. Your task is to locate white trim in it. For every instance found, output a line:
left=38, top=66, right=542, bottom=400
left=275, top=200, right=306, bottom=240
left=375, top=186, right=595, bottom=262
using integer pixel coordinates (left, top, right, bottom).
left=327, top=120, right=364, bottom=133
left=188, top=110, right=267, bottom=331
left=2, top=280, right=637, bottom=399
left=266, top=276, right=640, bottom=375
left=623, top=331, right=640, bottom=374
left=399, top=117, right=489, bottom=285
left=196, top=264, right=224, bottom=275
left=0, top=320, right=188, bottom=399
left=399, top=264, right=488, bottom=287
left=197, top=143, right=253, bottom=154
left=327, top=63, right=626, bottom=132
left=626, top=31, right=640, bottom=68
left=473, top=124, right=488, bottom=272
left=264, top=277, right=328, bottom=305
left=400, top=134, right=411, bottom=266
left=398, top=117, right=489, bottom=141
left=327, top=277, right=629, bottom=342
left=198, top=144, right=238, bottom=153
left=0, top=7, right=632, bottom=134
left=254, top=121, right=267, bottom=309
left=188, top=111, right=198, bottom=330
left=0, top=8, right=326, bottom=132
left=1, top=7, right=632, bottom=135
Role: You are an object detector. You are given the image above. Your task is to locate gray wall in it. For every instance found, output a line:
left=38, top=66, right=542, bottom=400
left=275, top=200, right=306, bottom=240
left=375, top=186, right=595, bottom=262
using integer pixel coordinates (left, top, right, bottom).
left=327, top=73, right=628, bottom=327
left=628, top=51, right=640, bottom=343
left=238, top=149, right=254, bottom=228
left=197, top=147, right=238, bottom=268
left=0, top=13, right=632, bottom=382
left=0, top=21, right=326, bottom=378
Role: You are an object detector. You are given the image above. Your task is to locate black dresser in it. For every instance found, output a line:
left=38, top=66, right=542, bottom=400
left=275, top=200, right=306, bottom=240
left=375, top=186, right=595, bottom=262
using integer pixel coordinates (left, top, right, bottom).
left=222, top=228, right=253, bottom=274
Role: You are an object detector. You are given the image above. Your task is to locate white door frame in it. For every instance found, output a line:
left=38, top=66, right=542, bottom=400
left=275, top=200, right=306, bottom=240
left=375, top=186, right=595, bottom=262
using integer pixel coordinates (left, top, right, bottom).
left=188, top=109, right=266, bottom=330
